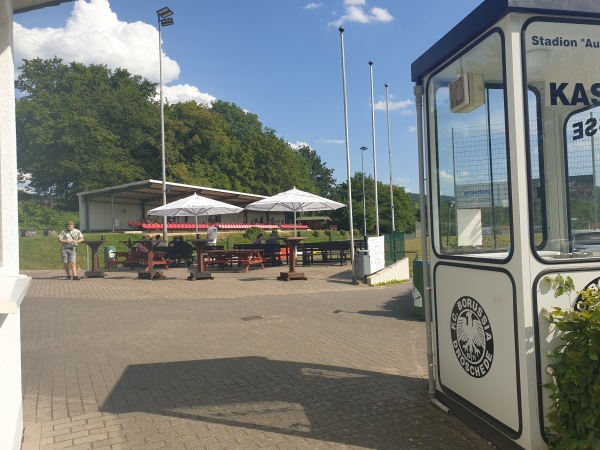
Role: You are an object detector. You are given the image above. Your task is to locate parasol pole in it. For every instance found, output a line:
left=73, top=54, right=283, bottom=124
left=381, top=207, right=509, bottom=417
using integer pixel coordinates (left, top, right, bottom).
left=195, top=215, right=198, bottom=234
left=294, top=210, right=297, bottom=237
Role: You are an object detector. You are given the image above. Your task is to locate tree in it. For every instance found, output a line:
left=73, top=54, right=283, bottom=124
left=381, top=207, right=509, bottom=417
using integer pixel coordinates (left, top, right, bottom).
left=329, top=172, right=417, bottom=233
left=294, top=145, right=336, bottom=198
left=15, top=59, right=335, bottom=210
left=16, top=58, right=158, bottom=208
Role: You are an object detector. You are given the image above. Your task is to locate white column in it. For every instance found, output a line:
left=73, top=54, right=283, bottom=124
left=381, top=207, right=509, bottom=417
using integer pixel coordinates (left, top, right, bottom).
left=0, top=2, right=27, bottom=450
left=0, top=0, right=18, bottom=275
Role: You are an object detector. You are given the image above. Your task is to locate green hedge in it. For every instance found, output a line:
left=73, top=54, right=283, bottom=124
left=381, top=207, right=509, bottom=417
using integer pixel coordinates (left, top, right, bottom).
left=543, top=275, right=600, bottom=449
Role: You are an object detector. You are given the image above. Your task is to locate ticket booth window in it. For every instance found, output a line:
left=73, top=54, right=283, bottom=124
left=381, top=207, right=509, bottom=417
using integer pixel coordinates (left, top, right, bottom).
left=427, top=31, right=511, bottom=259
left=524, top=18, right=600, bottom=261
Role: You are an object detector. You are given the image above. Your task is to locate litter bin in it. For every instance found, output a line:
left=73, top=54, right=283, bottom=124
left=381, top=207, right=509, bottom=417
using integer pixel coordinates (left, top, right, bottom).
left=103, top=245, right=117, bottom=269
left=412, top=260, right=430, bottom=320
left=355, top=249, right=370, bottom=278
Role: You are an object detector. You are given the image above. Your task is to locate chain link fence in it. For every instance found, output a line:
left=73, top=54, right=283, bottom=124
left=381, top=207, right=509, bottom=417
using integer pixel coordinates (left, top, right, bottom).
left=384, top=232, right=405, bottom=266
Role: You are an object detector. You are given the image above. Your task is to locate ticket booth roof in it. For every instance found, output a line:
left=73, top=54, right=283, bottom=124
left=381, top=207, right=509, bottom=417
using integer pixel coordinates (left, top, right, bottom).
left=411, top=0, right=600, bottom=83
left=77, top=180, right=268, bottom=208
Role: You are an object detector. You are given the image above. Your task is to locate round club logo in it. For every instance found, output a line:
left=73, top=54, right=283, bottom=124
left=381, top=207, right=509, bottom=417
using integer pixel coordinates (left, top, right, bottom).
left=450, top=296, right=494, bottom=378
left=573, top=276, right=600, bottom=311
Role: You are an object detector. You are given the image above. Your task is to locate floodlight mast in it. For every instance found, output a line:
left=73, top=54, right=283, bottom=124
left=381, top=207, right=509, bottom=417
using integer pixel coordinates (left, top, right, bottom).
left=339, top=26, right=356, bottom=283
left=157, top=6, right=174, bottom=240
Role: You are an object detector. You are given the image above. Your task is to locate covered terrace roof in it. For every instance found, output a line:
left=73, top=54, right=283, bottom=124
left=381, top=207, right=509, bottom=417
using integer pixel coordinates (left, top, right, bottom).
left=77, top=180, right=268, bottom=208
left=13, top=0, right=74, bottom=14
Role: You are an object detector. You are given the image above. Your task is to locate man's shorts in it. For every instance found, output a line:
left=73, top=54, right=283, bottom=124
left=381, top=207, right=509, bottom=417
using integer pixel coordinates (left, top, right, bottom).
left=60, top=247, right=77, bottom=263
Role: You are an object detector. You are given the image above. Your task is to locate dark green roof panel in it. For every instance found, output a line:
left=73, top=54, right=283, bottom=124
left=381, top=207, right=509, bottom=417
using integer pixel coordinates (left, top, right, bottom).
left=411, top=0, right=600, bottom=82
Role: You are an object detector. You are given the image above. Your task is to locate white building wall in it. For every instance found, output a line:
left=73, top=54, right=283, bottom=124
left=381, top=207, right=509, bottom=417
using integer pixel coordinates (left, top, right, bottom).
left=0, top=1, right=27, bottom=449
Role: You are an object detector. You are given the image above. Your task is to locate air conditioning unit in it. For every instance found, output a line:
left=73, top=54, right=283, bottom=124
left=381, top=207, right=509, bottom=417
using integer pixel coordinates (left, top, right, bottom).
left=449, top=73, right=485, bottom=113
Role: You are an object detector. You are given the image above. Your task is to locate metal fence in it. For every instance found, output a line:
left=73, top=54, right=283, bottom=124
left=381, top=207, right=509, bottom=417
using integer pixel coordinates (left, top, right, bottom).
left=384, top=232, right=405, bottom=266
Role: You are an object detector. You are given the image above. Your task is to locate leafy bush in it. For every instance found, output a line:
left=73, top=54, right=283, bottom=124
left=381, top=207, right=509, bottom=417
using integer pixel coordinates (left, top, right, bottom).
left=312, top=230, right=320, bottom=238
left=324, top=229, right=333, bottom=238
left=340, top=229, right=347, bottom=237
left=18, top=199, right=76, bottom=231
left=542, top=275, right=600, bottom=449
left=242, top=226, right=263, bottom=241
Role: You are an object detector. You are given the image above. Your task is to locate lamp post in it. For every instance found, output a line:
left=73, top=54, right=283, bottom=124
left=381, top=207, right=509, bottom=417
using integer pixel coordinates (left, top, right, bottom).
left=157, top=6, right=174, bottom=240
left=360, top=146, right=368, bottom=237
left=385, top=82, right=395, bottom=232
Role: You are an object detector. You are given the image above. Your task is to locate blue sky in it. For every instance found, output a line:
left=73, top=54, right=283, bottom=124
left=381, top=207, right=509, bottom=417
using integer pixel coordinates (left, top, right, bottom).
left=14, top=0, right=483, bottom=194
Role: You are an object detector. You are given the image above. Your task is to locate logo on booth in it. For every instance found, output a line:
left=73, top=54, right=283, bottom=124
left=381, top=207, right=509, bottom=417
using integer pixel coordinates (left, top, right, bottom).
left=450, top=296, right=494, bottom=378
left=573, top=276, right=600, bottom=311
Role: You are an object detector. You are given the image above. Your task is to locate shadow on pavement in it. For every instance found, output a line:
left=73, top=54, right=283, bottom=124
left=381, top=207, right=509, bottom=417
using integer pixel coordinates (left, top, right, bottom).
left=354, top=289, right=421, bottom=322
left=100, top=357, right=479, bottom=449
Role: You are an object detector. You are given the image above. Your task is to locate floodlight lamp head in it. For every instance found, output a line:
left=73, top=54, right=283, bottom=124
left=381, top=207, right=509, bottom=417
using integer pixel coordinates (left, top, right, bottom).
left=369, top=60, right=373, bottom=66
left=157, top=6, right=173, bottom=18
left=385, top=82, right=389, bottom=88
left=339, top=26, right=344, bottom=33
left=360, top=146, right=368, bottom=152
left=160, top=18, right=174, bottom=27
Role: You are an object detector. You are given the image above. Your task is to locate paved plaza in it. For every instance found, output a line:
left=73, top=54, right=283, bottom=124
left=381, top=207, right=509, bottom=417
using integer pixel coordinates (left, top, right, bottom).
left=19, top=264, right=492, bottom=449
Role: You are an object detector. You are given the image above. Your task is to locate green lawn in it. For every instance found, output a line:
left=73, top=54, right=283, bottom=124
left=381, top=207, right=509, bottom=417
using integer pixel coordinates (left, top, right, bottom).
left=20, top=230, right=427, bottom=274
left=19, top=229, right=381, bottom=270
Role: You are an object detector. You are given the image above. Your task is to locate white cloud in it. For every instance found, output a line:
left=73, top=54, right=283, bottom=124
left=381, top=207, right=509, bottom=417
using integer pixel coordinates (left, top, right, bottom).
left=328, top=0, right=393, bottom=27
left=288, top=141, right=312, bottom=150
left=373, top=98, right=413, bottom=112
left=408, top=126, right=417, bottom=132
left=163, top=84, right=216, bottom=106
left=14, top=0, right=179, bottom=83
left=13, top=0, right=214, bottom=106
left=439, top=170, right=454, bottom=182
left=370, top=7, right=393, bottom=22
left=303, top=2, right=323, bottom=10
left=319, top=139, right=346, bottom=145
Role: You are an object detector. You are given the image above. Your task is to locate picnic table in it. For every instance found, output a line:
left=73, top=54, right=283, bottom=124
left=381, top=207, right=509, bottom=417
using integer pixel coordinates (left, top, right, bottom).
left=204, top=249, right=264, bottom=272
left=232, top=243, right=285, bottom=265
left=188, top=239, right=213, bottom=280
left=278, top=237, right=306, bottom=281
left=133, top=240, right=169, bottom=279
left=119, top=239, right=137, bottom=249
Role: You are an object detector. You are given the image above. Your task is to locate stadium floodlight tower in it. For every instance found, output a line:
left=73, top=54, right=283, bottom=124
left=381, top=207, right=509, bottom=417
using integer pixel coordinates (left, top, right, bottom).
left=412, top=0, right=600, bottom=448
left=157, top=6, right=174, bottom=240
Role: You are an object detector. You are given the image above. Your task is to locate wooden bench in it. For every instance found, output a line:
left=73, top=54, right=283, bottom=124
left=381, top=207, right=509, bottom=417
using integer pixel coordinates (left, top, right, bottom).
left=233, top=243, right=285, bottom=265
left=300, top=240, right=365, bottom=266
left=204, top=250, right=264, bottom=272
left=110, top=250, right=169, bottom=271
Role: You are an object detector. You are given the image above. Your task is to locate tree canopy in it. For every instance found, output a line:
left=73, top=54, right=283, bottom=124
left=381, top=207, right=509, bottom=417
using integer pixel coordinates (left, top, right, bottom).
left=15, top=58, right=418, bottom=232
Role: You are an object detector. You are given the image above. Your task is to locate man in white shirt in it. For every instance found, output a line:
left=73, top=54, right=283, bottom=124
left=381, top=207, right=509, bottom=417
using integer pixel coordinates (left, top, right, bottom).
left=207, top=222, right=218, bottom=245
left=58, top=221, right=85, bottom=280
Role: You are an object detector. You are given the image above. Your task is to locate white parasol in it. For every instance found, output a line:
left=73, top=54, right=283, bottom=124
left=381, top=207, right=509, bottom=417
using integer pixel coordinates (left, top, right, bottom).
left=245, top=187, right=346, bottom=235
left=147, top=193, right=243, bottom=233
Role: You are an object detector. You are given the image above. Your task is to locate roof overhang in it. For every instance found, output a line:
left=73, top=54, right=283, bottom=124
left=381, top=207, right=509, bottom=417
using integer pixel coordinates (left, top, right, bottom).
left=77, top=180, right=268, bottom=208
left=13, top=0, right=74, bottom=14
left=411, top=0, right=600, bottom=83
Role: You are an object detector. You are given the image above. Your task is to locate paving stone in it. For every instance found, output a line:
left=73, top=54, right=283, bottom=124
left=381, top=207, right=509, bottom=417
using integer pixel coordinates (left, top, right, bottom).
left=21, top=266, right=491, bottom=449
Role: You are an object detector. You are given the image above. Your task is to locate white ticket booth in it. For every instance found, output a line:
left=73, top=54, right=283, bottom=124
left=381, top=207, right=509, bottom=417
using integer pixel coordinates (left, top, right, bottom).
left=412, top=1, right=600, bottom=448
